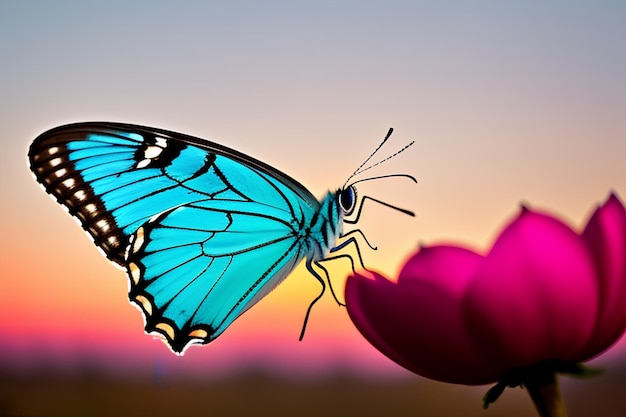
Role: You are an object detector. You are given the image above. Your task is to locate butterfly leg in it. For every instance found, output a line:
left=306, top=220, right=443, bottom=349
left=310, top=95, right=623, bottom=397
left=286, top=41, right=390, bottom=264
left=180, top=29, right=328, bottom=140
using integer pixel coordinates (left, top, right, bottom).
left=299, top=231, right=378, bottom=340
left=299, top=258, right=326, bottom=341
left=313, top=231, right=374, bottom=307
left=327, top=230, right=372, bottom=272
left=311, top=260, right=345, bottom=308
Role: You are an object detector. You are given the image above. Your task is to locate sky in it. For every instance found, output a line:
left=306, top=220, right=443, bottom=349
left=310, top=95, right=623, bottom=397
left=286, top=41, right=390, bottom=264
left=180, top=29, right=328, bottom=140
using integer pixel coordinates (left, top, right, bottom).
left=1, top=0, right=625, bottom=383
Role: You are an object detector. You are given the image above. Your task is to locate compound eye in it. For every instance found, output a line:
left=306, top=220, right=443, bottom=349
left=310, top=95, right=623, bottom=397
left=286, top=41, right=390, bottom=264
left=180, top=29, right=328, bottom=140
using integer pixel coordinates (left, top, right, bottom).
left=339, top=186, right=357, bottom=216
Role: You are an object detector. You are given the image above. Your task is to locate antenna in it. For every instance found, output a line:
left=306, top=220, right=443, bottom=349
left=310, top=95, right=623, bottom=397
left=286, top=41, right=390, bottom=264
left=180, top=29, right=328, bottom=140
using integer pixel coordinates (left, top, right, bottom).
left=343, top=128, right=415, bottom=188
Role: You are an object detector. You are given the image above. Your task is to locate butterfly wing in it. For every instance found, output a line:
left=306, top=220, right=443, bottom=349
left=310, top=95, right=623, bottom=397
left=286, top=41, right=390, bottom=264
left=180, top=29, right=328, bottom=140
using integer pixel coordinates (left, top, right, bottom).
left=29, top=122, right=320, bottom=265
left=29, top=122, right=323, bottom=352
left=127, top=199, right=310, bottom=353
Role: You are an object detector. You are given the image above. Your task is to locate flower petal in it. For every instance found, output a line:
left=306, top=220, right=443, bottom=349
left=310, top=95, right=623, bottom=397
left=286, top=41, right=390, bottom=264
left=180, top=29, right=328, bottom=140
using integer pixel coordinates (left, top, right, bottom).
left=579, top=192, right=626, bottom=359
left=346, top=246, right=505, bottom=384
left=464, top=207, right=599, bottom=369
left=345, top=271, right=424, bottom=373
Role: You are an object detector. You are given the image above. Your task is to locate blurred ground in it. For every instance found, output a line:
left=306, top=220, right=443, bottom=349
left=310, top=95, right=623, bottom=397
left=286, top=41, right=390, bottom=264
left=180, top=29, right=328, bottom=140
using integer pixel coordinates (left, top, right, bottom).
left=1, top=365, right=625, bottom=417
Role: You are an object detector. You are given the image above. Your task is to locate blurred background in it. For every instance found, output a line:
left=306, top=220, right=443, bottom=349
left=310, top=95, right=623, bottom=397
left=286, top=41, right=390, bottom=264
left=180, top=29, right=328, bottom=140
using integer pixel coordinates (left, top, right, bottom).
left=1, top=1, right=624, bottom=416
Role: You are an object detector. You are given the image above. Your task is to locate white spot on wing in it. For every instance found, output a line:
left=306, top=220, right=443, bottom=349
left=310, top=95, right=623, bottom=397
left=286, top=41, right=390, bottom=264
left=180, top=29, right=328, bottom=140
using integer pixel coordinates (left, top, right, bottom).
left=132, top=227, right=145, bottom=254
left=134, top=294, right=153, bottom=316
left=189, top=329, right=208, bottom=339
left=136, top=159, right=150, bottom=169
left=96, top=219, right=110, bottom=232
left=156, top=322, right=175, bottom=340
left=54, top=168, right=68, bottom=178
left=144, top=145, right=163, bottom=159
left=129, top=262, right=141, bottom=285
left=62, top=178, right=76, bottom=188
left=135, top=139, right=167, bottom=169
left=74, top=190, right=86, bottom=201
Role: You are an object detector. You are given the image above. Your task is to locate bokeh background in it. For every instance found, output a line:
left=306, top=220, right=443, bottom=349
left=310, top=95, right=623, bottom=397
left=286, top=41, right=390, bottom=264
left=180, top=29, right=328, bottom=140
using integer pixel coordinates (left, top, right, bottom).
left=1, top=1, right=624, bottom=416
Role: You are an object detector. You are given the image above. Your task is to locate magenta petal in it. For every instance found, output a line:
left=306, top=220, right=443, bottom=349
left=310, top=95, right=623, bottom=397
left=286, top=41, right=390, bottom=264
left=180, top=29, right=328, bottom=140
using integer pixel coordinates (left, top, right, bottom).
left=346, top=246, right=506, bottom=384
left=579, top=193, right=626, bottom=359
left=345, top=271, right=425, bottom=373
left=464, top=208, right=599, bottom=369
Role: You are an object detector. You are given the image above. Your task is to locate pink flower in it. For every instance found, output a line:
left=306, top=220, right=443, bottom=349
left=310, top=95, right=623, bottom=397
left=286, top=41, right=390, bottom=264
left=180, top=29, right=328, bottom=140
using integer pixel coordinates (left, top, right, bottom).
left=346, top=192, right=626, bottom=386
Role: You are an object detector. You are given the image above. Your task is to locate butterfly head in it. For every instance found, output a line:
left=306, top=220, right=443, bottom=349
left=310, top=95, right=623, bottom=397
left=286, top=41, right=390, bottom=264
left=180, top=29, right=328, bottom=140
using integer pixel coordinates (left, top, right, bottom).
left=338, top=185, right=358, bottom=217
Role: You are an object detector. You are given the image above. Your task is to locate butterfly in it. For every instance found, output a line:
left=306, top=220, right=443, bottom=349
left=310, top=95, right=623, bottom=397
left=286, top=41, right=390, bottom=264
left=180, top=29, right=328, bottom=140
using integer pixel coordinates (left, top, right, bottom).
left=29, top=122, right=415, bottom=354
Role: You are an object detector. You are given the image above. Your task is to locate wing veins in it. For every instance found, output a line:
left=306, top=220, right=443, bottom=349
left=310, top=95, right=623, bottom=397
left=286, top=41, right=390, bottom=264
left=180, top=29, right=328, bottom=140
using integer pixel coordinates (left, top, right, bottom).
left=184, top=204, right=296, bottom=230
left=202, top=234, right=294, bottom=257
left=215, top=238, right=305, bottom=332
left=155, top=255, right=211, bottom=312
left=186, top=256, right=233, bottom=328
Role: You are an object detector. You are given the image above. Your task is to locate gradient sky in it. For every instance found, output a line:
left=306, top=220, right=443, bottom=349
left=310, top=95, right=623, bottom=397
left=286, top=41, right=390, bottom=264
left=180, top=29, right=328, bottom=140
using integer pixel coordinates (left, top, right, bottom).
left=1, top=1, right=625, bottom=381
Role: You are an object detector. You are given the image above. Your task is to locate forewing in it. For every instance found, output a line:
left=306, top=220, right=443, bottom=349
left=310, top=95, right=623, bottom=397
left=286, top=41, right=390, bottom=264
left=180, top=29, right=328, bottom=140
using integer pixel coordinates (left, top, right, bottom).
left=29, top=122, right=319, bottom=265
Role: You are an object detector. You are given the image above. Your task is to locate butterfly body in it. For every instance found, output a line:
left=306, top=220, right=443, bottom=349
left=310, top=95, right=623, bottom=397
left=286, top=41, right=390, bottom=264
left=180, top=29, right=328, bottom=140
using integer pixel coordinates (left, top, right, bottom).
left=29, top=122, right=348, bottom=353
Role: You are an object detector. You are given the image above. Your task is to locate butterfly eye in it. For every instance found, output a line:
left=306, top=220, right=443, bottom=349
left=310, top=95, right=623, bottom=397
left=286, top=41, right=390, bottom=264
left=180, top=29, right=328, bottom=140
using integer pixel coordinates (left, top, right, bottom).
left=339, top=186, right=357, bottom=216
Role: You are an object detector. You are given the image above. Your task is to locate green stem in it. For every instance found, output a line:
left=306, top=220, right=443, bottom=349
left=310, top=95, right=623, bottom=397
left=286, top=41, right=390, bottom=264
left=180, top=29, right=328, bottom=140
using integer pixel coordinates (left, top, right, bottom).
left=524, top=371, right=568, bottom=417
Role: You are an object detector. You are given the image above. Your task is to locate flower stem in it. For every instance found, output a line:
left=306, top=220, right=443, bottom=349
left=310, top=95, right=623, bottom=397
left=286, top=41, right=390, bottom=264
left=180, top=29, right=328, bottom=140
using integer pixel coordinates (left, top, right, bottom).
left=524, top=371, right=568, bottom=417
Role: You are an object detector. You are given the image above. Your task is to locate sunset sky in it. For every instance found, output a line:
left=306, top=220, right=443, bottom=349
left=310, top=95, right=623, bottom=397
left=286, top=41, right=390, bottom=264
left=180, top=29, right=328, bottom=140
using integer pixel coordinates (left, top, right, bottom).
left=1, top=1, right=625, bottom=383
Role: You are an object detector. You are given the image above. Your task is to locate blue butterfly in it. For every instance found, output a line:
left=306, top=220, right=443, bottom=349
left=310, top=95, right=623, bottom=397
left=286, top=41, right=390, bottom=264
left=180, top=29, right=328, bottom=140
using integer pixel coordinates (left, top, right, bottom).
left=29, top=122, right=414, bottom=354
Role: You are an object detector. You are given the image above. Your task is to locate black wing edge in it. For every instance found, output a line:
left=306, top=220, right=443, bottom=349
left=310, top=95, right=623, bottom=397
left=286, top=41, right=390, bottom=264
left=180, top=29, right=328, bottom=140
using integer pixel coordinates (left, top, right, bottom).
left=32, top=121, right=320, bottom=207
left=28, top=124, right=132, bottom=265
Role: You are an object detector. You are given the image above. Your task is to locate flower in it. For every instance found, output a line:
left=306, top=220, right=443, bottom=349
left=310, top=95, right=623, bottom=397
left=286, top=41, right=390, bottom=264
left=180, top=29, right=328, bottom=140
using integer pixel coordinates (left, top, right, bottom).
left=345, top=192, right=626, bottom=386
